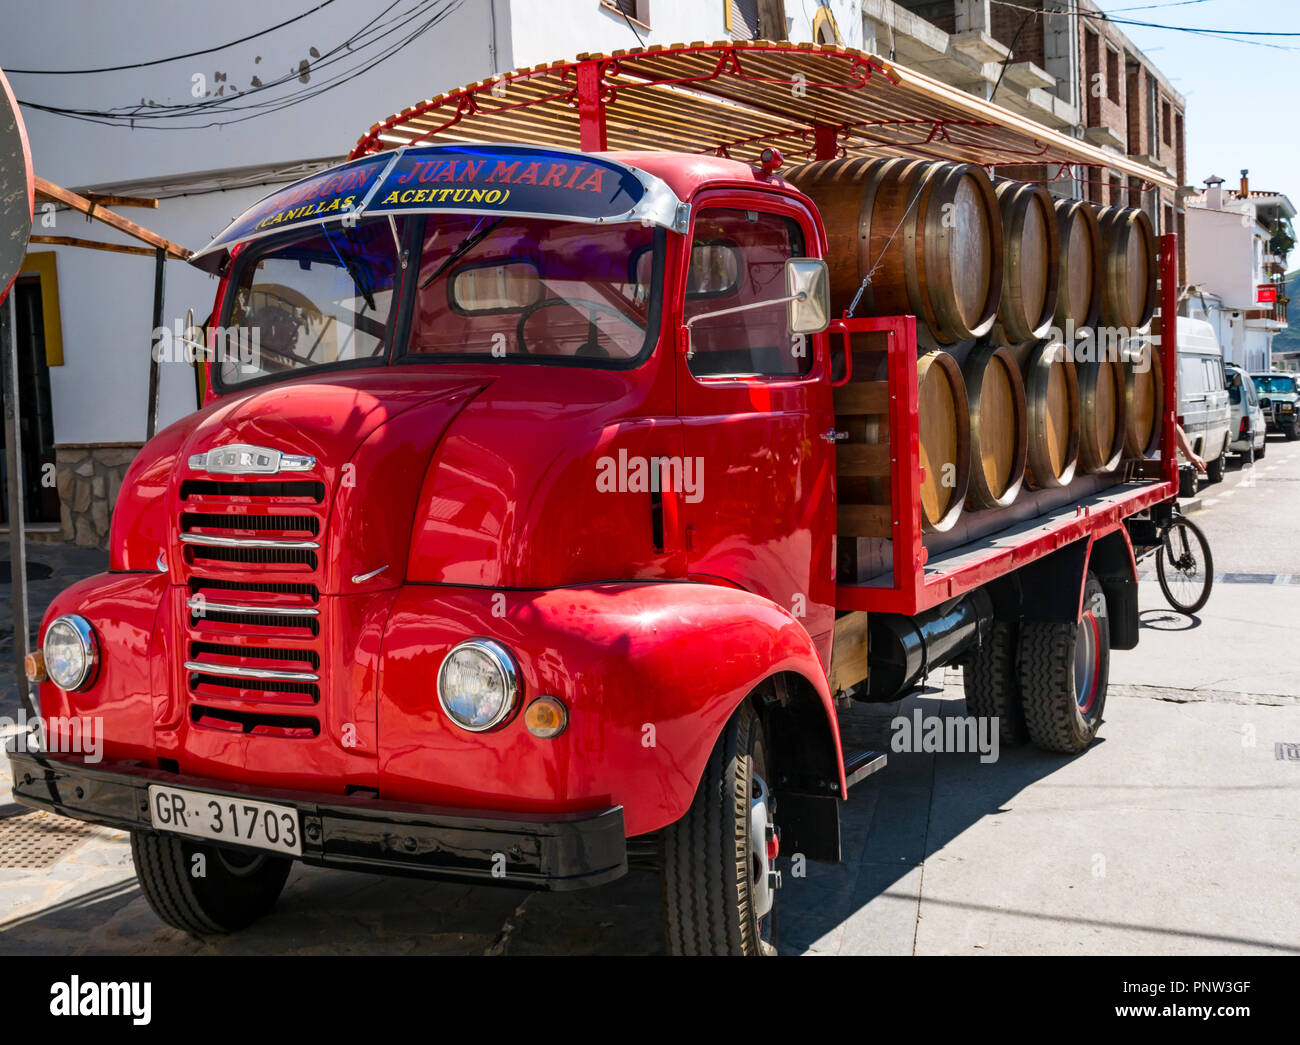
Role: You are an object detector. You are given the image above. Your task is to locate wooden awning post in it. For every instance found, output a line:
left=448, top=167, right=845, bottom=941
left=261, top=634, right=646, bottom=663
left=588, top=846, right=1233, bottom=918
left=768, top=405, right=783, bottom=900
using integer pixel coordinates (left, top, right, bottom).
left=1, top=289, right=37, bottom=720
left=146, top=247, right=165, bottom=440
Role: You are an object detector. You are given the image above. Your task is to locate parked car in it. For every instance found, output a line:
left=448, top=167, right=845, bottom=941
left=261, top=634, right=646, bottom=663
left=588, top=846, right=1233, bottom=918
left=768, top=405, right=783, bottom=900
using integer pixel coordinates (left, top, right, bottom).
left=1250, top=371, right=1300, bottom=440
left=1176, top=317, right=1232, bottom=494
left=1225, top=363, right=1266, bottom=461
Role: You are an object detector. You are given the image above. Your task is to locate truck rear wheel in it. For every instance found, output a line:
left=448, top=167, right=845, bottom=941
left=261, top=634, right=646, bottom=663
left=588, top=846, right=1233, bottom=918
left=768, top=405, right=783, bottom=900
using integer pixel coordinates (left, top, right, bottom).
left=963, top=620, right=1028, bottom=745
left=1017, top=574, right=1109, bottom=754
left=661, top=700, right=777, bottom=956
left=130, top=831, right=291, bottom=936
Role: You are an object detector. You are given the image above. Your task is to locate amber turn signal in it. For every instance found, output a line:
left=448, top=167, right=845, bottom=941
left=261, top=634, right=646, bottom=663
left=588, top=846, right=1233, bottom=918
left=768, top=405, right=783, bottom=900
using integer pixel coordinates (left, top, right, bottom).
left=524, top=696, right=567, bottom=738
left=24, top=651, right=47, bottom=683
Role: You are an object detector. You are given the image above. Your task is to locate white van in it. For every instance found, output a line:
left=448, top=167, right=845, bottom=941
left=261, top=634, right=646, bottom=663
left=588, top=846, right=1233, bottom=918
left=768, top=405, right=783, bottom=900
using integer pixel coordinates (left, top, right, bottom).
left=1176, top=317, right=1232, bottom=488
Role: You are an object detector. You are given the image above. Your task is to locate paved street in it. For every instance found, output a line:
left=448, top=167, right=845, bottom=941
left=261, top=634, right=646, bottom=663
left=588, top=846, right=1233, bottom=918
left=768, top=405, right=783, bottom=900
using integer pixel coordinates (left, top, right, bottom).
left=1, top=440, right=1297, bottom=955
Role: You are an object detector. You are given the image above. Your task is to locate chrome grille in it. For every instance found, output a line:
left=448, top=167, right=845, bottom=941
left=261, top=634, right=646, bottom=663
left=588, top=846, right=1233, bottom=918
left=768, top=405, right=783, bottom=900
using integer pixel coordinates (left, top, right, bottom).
left=177, top=471, right=329, bottom=736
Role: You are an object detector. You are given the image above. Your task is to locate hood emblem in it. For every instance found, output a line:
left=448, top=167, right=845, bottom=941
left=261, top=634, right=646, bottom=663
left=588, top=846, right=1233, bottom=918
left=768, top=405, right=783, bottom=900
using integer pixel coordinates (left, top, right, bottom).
left=188, top=444, right=316, bottom=475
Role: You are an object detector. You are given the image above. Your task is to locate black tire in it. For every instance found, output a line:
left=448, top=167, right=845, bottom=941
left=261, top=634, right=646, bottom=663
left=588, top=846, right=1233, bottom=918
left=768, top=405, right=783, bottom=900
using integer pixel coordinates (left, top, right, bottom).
left=1017, top=573, right=1110, bottom=754
left=1257, top=441, right=1266, bottom=459
left=131, top=831, right=291, bottom=936
left=1156, top=516, right=1214, bottom=615
left=1178, top=467, right=1198, bottom=498
left=661, top=700, right=776, bottom=956
left=1286, top=420, right=1299, bottom=441
left=963, top=620, right=1028, bottom=746
left=1206, top=441, right=1226, bottom=484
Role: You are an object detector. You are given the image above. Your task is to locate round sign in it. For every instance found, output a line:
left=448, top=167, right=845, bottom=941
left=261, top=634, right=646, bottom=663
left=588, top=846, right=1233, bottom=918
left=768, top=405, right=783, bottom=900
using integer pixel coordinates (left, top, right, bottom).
left=0, top=67, right=34, bottom=305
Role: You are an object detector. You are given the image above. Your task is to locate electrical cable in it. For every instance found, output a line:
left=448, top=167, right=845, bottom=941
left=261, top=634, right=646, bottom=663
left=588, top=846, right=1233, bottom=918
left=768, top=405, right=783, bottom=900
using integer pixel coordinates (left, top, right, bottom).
left=3, top=1, right=338, bottom=74
left=23, top=0, right=418, bottom=120
left=20, top=0, right=462, bottom=130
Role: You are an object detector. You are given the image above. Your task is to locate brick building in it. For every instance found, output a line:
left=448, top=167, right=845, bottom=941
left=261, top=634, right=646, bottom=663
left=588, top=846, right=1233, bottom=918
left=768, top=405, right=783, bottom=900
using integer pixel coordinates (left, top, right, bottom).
left=878, top=0, right=1186, bottom=273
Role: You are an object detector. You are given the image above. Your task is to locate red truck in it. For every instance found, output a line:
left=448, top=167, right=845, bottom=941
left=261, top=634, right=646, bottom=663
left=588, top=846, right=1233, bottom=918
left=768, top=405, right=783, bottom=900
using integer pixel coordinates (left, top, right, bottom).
left=8, top=43, right=1180, bottom=955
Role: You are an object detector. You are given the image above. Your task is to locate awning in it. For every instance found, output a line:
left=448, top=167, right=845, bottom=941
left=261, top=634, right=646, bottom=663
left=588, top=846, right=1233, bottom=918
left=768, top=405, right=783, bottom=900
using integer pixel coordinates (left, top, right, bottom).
left=350, top=41, right=1175, bottom=193
left=188, top=143, right=688, bottom=273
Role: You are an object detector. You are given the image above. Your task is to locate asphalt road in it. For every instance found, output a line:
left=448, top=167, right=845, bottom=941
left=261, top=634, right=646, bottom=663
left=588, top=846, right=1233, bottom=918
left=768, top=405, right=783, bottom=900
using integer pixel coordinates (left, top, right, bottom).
left=1, top=438, right=1297, bottom=955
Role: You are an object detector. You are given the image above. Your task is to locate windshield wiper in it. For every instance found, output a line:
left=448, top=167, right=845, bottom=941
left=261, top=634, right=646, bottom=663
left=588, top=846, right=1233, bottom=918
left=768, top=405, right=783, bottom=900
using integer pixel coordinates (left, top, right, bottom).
left=420, top=218, right=505, bottom=291
left=322, top=224, right=377, bottom=312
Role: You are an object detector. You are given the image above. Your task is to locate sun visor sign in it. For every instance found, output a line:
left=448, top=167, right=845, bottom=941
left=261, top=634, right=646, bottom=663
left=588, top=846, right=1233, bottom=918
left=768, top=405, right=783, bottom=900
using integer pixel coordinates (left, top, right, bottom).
left=190, top=144, right=688, bottom=271
left=369, top=145, right=649, bottom=221
left=202, top=152, right=392, bottom=254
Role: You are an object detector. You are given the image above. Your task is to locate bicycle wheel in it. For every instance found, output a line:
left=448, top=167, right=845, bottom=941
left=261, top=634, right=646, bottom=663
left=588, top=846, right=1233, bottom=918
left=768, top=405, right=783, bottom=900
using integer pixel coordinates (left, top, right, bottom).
left=1156, top=516, right=1214, bottom=615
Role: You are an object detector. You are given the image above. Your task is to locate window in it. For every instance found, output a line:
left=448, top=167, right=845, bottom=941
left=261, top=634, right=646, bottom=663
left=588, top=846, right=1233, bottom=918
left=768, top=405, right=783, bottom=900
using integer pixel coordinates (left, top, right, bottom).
left=1206, top=358, right=1224, bottom=391
left=1084, top=28, right=1101, bottom=126
left=1105, top=45, right=1120, bottom=101
left=1161, top=97, right=1172, bottom=147
left=1175, top=113, right=1185, bottom=178
left=600, top=0, right=648, bottom=27
left=405, top=214, right=661, bottom=365
left=684, top=207, right=809, bottom=378
left=218, top=219, right=402, bottom=389
left=726, top=0, right=760, bottom=40
left=1147, top=76, right=1159, bottom=155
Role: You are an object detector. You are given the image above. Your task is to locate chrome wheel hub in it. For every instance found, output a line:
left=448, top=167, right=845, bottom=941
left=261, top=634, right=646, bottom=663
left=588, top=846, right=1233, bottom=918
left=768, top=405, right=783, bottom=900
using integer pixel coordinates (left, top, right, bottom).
left=749, top=772, right=780, bottom=919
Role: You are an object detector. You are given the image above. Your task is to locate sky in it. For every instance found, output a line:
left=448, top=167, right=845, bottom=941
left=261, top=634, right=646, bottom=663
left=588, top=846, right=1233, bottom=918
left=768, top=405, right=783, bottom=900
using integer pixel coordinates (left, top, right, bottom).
left=1100, top=0, right=1298, bottom=205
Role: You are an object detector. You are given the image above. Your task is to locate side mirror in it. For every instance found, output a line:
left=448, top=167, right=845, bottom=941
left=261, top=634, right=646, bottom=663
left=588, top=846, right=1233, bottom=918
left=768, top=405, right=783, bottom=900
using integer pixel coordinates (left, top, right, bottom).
left=786, top=258, right=830, bottom=335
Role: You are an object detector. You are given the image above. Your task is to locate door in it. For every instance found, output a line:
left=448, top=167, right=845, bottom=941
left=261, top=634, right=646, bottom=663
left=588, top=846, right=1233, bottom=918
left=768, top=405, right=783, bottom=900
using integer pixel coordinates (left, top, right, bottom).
left=0, top=277, right=59, bottom=524
left=672, top=192, right=837, bottom=658
left=1203, top=354, right=1231, bottom=454
left=1177, top=352, right=1211, bottom=454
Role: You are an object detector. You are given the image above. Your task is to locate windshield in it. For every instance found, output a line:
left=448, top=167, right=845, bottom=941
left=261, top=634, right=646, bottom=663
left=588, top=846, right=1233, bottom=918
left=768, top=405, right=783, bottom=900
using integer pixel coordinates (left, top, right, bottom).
left=218, top=219, right=402, bottom=388
left=1253, top=374, right=1296, bottom=394
left=404, top=215, right=661, bottom=365
left=216, top=213, right=662, bottom=389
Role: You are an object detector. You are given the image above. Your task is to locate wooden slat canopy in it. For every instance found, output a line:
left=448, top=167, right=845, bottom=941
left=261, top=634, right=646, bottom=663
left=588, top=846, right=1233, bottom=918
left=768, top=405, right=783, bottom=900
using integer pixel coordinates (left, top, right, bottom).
left=350, top=40, right=1174, bottom=192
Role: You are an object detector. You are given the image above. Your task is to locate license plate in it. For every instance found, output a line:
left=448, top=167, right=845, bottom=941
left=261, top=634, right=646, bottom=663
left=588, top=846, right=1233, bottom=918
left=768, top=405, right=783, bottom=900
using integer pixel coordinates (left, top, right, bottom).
left=148, top=785, right=303, bottom=856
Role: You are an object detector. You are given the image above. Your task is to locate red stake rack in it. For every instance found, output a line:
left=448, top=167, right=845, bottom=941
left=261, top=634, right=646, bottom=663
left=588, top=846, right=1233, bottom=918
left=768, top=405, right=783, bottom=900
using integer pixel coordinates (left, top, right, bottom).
left=834, top=235, right=1180, bottom=617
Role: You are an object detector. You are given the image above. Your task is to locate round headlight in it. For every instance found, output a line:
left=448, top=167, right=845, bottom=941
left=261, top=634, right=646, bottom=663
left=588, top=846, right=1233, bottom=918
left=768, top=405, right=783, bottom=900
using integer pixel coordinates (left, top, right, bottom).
left=437, top=639, right=519, bottom=731
left=43, top=615, right=99, bottom=691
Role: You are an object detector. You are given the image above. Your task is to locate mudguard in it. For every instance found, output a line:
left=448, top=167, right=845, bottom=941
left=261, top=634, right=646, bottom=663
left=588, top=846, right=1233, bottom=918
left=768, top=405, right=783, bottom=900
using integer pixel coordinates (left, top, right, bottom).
left=377, top=580, right=846, bottom=836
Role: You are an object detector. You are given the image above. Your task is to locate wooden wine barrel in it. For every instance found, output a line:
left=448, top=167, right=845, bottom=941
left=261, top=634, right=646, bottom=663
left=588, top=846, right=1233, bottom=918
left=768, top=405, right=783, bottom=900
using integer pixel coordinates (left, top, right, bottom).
left=787, top=157, right=1003, bottom=344
left=916, top=350, right=971, bottom=530
left=1018, top=339, right=1080, bottom=489
left=962, top=342, right=1027, bottom=510
left=1076, top=355, right=1128, bottom=473
left=1123, top=339, right=1164, bottom=457
left=1053, top=198, right=1104, bottom=333
left=994, top=180, right=1059, bottom=342
left=1097, top=206, right=1158, bottom=330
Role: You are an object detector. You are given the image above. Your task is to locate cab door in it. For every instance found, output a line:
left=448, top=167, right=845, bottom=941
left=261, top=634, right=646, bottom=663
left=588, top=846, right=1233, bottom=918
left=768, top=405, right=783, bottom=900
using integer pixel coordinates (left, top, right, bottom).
left=671, top=192, right=836, bottom=661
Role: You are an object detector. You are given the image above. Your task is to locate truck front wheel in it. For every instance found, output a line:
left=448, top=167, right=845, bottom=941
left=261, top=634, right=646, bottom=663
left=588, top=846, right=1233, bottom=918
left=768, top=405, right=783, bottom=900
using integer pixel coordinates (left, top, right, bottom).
left=1017, top=574, right=1110, bottom=754
left=661, top=700, right=777, bottom=956
left=130, top=831, right=291, bottom=936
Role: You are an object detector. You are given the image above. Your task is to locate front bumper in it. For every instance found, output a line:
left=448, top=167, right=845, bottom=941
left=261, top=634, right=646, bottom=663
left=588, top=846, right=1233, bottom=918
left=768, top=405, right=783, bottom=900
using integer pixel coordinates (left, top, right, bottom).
left=7, top=749, right=627, bottom=891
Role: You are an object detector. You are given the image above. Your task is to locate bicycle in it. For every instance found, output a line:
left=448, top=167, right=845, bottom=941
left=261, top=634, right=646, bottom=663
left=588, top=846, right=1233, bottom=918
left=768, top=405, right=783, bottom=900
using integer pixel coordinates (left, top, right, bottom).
left=1135, top=503, right=1214, bottom=615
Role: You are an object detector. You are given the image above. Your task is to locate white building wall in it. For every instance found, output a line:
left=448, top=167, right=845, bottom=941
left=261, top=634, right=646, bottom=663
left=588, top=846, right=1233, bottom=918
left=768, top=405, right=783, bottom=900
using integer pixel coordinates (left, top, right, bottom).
left=1186, top=204, right=1257, bottom=309
left=10, top=0, right=865, bottom=449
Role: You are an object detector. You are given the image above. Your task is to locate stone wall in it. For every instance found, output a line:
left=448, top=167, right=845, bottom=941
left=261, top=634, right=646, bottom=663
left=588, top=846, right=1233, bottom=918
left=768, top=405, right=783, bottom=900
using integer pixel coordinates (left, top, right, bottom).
left=55, top=444, right=142, bottom=549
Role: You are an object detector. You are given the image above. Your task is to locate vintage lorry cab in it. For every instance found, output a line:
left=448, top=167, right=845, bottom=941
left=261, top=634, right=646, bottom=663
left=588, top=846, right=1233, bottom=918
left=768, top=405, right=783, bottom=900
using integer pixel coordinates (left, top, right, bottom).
left=9, top=43, right=1182, bottom=955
